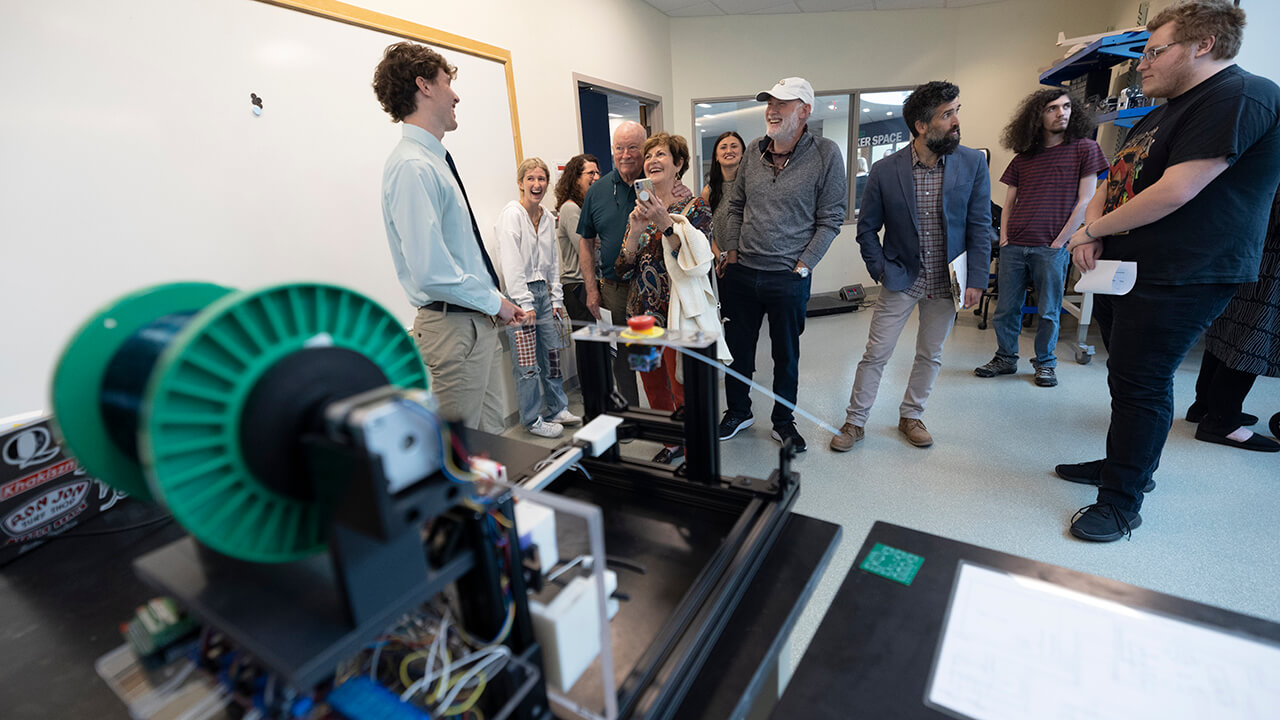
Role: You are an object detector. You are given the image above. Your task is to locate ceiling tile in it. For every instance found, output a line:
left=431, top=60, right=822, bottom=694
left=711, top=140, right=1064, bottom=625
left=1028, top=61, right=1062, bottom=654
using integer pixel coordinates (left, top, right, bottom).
left=873, top=0, right=944, bottom=9
left=795, top=0, right=876, bottom=11
left=711, top=0, right=800, bottom=13
left=643, top=0, right=706, bottom=11
left=667, top=2, right=726, bottom=16
left=746, top=2, right=804, bottom=14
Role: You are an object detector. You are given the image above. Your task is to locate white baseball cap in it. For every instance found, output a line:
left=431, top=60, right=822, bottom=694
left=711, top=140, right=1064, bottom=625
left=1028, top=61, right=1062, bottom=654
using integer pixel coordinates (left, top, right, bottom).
left=756, top=77, right=815, bottom=107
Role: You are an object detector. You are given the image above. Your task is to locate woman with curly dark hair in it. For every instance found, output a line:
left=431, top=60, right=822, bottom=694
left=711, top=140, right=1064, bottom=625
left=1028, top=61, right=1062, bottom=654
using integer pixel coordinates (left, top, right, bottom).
left=553, top=153, right=601, bottom=323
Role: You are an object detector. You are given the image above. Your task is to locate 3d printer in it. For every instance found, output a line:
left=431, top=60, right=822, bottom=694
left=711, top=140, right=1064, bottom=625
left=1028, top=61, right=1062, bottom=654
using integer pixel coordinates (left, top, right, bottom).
left=50, top=281, right=800, bottom=720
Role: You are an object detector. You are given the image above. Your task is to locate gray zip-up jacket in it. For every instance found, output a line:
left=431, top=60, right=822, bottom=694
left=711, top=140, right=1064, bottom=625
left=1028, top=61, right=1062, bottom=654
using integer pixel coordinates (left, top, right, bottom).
left=722, top=129, right=848, bottom=272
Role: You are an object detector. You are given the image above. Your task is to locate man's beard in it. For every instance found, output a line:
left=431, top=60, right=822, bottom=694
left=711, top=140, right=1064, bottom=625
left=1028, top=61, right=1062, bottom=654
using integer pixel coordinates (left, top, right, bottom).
left=767, top=112, right=801, bottom=140
left=926, top=128, right=961, bottom=155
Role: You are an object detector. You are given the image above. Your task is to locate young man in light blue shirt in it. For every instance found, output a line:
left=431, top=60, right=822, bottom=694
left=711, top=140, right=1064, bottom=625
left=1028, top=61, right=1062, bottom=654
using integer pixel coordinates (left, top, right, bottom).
left=373, top=42, right=524, bottom=432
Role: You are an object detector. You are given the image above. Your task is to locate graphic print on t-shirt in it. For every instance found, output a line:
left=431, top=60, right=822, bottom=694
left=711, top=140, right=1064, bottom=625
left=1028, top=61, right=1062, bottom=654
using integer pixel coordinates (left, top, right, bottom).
left=1103, top=127, right=1158, bottom=216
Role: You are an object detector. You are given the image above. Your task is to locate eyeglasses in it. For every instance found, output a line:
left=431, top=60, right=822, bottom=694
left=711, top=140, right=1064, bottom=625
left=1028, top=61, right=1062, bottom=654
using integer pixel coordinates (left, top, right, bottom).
left=1140, top=42, right=1178, bottom=63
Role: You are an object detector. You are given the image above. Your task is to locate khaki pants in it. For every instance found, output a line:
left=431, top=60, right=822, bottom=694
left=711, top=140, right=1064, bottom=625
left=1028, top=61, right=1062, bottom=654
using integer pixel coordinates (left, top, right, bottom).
left=413, top=307, right=507, bottom=433
left=845, top=289, right=956, bottom=426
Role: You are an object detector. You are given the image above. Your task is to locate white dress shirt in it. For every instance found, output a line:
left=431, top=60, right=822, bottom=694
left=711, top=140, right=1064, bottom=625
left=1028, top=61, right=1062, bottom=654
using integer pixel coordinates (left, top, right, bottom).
left=381, top=124, right=503, bottom=314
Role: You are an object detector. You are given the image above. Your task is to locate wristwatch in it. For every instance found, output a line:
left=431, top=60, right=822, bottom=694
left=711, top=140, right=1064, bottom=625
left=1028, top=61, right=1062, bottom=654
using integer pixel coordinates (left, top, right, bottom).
left=662, top=224, right=675, bottom=237
left=795, top=265, right=810, bottom=278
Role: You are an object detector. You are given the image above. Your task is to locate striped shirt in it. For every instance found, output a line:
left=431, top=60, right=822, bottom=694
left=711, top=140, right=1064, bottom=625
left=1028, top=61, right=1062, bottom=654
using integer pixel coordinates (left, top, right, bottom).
left=1001, top=139, right=1108, bottom=247
left=906, top=146, right=950, bottom=299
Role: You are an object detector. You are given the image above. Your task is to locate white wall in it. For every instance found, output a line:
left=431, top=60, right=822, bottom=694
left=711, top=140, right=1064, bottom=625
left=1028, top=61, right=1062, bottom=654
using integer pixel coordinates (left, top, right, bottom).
left=0, top=0, right=672, bottom=418
left=1237, top=1, right=1279, bottom=81
left=669, top=0, right=1119, bottom=294
left=363, top=0, right=674, bottom=166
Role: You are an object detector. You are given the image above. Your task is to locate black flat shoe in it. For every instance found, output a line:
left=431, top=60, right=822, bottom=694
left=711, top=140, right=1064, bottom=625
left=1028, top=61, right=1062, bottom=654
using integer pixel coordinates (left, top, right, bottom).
left=1193, top=427, right=1280, bottom=452
left=1185, top=404, right=1258, bottom=426
left=653, top=446, right=685, bottom=464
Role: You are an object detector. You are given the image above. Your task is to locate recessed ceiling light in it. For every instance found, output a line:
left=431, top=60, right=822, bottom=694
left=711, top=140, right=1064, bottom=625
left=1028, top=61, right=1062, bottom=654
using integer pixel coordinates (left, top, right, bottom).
left=828, top=102, right=838, bottom=110
left=862, top=108, right=870, bottom=112
left=608, top=113, right=622, bottom=118
left=695, top=122, right=702, bottom=127
left=886, top=111, right=893, bottom=116
left=700, top=128, right=706, bottom=133
left=697, top=103, right=712, bottom=109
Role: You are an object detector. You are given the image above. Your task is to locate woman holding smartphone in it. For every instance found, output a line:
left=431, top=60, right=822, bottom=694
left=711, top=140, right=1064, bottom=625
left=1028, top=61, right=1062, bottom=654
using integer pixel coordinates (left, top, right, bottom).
left=495, top=158, right=582, bottom=438
left=700, top=130, right=745, bottom=260
left=615, top=133, right=715, bottom=464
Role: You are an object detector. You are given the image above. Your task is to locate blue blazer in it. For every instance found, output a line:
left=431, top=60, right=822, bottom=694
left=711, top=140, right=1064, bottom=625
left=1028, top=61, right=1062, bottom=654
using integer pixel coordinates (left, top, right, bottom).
left=856, top=144, right=993, bottom=293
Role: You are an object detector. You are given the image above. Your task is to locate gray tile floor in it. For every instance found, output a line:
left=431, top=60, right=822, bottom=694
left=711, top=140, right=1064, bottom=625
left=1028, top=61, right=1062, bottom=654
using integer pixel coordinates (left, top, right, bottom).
left=506, top=303, right=1280, bottom=679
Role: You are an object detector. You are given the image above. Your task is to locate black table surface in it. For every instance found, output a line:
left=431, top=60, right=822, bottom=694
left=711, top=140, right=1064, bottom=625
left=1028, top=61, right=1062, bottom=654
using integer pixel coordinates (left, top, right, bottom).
left=773, top=521, right=1280, bottom=719
left=0, top=433, right=840, bottom=720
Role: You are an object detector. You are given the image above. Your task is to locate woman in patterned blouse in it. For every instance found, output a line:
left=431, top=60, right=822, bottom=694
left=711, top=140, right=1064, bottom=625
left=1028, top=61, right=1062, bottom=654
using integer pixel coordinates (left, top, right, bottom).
left=615, top=133, right=713, bottom=464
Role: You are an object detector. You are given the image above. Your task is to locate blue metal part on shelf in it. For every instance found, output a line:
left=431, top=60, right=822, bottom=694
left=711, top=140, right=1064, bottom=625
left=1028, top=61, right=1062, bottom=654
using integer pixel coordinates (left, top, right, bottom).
left=1040, top=30, right=1150, bottom=87
left=1097, top=106, right=1157, bottom=128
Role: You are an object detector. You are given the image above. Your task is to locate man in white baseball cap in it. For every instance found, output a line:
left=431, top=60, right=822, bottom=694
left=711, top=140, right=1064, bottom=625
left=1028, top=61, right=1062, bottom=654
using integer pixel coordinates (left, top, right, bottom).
left=755, top=77, right=815, bottom=107
left=717, top=76, right=848, bottom=452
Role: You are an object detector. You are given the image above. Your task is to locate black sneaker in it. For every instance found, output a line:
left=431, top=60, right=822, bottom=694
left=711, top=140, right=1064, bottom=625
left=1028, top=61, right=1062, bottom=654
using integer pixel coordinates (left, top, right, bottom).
left=1069, top=502, right=1142, bottom=542
left=1054, top=459, right=1156, bottom=493
left=719, top=414, right=754, bottom=441
left=1033, top=366, right=1058, bottom=387
left=974, top=356, right=1017, bottom=378
left=770, top=422, right=807, bottom=453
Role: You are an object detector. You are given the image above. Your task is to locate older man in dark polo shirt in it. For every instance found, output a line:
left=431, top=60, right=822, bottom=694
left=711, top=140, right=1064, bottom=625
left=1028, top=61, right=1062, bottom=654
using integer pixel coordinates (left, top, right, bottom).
left=578, top=121, right=646, bottom=406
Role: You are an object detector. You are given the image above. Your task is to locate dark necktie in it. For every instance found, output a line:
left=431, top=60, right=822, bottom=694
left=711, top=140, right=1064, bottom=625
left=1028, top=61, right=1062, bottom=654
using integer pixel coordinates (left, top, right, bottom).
left=444, top=151, right=501, bottom=288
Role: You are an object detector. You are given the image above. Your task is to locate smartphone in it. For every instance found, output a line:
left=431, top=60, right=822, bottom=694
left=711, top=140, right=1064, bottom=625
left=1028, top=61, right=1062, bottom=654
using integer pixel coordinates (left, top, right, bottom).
left=633, top=178, right=654, bottom=203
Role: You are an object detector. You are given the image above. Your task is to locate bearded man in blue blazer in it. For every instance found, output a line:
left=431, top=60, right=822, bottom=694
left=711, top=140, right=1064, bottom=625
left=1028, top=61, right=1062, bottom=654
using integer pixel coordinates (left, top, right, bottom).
left=830, top=81, right=993, bottom=452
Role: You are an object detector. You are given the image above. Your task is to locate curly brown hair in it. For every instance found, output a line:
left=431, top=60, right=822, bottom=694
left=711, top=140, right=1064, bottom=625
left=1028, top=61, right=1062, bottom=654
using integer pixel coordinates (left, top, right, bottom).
left=1149, top=0, right=1246, bottom=61
left=553, top=153, right=599, bottom=211
left=372, top=42, right=457, bottom=123
left=999, top=89, right=1097, bottom=156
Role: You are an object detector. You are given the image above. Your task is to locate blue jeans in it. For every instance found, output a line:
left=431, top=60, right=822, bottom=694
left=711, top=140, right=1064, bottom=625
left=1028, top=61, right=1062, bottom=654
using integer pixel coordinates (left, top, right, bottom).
left=993, top=244, right=1069, bottom=368
left=720, top=263, right=811, bottom=427
left=1093, top=283, right=1237, bottom=512
left=507, top=280, right=568, bottom=427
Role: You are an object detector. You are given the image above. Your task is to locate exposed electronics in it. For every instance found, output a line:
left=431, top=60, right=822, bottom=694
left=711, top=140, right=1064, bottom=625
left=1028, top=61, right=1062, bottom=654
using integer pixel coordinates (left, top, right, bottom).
left=839, top=284, right=867, bottom=303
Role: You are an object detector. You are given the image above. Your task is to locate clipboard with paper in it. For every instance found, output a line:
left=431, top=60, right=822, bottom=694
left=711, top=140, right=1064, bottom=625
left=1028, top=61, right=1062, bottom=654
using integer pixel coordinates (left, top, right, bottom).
left=947, top=251, right=968, bottom=312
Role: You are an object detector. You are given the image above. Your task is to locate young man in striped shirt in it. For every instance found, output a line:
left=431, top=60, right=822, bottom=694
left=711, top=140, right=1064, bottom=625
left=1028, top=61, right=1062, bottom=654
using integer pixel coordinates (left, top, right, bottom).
left=974, top=89, right=1107, bottom=387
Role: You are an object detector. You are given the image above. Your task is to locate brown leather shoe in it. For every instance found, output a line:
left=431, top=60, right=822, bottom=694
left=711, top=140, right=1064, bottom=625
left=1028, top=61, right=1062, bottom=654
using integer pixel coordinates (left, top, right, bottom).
left=898, top=417, right=933, bottom=447
left=829, top=423, right=864, bottom=452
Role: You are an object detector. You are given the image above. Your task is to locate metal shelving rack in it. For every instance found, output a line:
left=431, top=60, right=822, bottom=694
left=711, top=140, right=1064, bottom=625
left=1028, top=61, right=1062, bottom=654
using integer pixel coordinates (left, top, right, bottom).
left=1038, top=28, right=1154, bottom=364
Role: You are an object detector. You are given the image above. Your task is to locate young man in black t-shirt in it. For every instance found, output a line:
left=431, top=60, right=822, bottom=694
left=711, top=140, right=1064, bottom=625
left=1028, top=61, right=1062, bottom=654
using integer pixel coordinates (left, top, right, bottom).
left=1056, top=1, right=1280, bottom=542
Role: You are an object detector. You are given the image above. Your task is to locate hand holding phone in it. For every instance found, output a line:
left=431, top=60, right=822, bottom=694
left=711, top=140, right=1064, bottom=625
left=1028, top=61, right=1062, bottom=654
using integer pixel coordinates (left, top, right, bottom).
left=633, top=178, right=655, bottom=203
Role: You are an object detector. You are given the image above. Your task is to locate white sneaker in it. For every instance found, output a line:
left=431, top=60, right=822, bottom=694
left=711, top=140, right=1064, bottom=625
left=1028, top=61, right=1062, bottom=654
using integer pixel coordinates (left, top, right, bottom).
left=527, top=418, right=564, bottom=438
left=546, top=409, right=582, bottom=426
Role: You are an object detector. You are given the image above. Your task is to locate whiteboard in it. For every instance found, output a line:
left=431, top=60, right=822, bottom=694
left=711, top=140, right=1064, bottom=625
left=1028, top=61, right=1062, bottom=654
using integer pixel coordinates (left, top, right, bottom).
left=0, top=0, right=521, bottom=415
